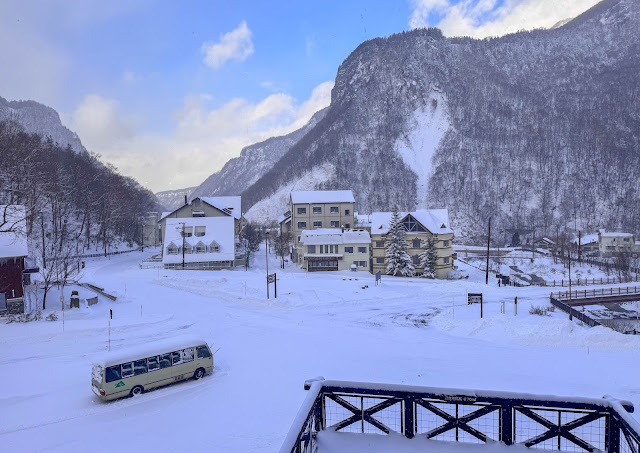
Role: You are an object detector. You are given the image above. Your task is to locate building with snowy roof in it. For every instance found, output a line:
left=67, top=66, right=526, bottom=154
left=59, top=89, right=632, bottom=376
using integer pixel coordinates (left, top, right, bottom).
left=0, top=205, right=30, bottom=313
left=299, top=228, right=371, bottom=272
left=369, top=209, right=454, bottom=279
left=162, top=217, right=236, bottom=269
left=598, top=229, right=636, bottom=257
left=289, top=190, right=356, bottom=264
left=158, top=196, right=244, bottom=265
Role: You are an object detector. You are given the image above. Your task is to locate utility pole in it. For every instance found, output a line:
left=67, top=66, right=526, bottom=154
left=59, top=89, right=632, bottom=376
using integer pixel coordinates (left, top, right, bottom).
left=568, top=249, right=572, bottom=320
left=485, top=216, right=491, bottom=285
left=266, top=231, right=270, bottom=299
left=179, top=222, right=186, bottom=269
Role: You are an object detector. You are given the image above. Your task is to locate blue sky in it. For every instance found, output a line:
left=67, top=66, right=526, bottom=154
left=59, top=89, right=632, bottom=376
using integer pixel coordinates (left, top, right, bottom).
left=0, top=0, right=599, bottom=192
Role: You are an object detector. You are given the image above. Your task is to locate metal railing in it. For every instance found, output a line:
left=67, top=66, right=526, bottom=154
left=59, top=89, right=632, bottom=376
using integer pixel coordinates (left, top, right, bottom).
left=280, top=379, right=640, bottom=453
left=548, top=297, right=602, bottom=328
left=545, top=276, right=640, bottom=288
left=552, top=286, right=640, bottom=302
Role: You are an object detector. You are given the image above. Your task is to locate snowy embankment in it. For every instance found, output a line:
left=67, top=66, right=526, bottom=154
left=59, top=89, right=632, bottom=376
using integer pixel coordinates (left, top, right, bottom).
left=1, top=247, right=640, bottom=452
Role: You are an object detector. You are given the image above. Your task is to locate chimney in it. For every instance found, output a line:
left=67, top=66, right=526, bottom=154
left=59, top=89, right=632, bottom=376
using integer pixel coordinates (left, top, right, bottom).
left=185, top=195, right=188, bottom=205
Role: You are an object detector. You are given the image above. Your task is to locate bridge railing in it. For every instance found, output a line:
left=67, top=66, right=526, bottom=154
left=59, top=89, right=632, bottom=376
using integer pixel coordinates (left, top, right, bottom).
left=280, top=379, right=640, bottom=453
left=552, top=286, right=640, bottom=301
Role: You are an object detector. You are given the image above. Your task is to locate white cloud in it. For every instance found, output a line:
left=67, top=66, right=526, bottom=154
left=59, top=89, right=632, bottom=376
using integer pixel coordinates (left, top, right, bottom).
left=202, top=21, right=254, bottom=69
left=72, top=94, right=137, bottom=151
left=73, top=82, right=334, bottom=193
left=409, top=0, right=601, bottom=38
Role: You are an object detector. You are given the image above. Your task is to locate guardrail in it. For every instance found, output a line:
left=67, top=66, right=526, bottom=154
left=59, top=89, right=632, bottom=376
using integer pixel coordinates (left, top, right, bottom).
left=280, top=379, right=640, bottom=453
left=551, top=286, right=640, bottom=303
left=549, top=296, right=603, bottom=328
left=545, top=276, right=640, bottom=288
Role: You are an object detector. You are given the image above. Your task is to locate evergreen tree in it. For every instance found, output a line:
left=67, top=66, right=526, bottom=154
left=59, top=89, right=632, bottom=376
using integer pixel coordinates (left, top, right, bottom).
left=385, top=208, right=415, bottom=277
left=419, top=238, right=437, bottom=279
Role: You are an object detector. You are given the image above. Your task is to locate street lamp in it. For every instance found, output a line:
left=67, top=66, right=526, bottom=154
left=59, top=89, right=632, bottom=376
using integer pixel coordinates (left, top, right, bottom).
left=265, top=231, right=270, bottom=298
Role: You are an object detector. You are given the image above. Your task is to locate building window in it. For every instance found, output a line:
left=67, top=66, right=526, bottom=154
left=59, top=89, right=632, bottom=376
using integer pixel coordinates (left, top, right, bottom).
left=313, top=221, right=322, bottom=227
left=624, top=238, right=630, bottom=242
left=331, top=221, right=339, bottom=227
left=375, top=241, right=385, bottom=248
left=443, top=240, right=449, bottom=247
left=344, top=223, right=350, bottom=228
left=358, top=246, right=366, bottom=253
left=167, top=243, right=178, bottom=255
left=184, top=227, right=193, bottom=237
left=443, top=257, right=450, bottom=264
left=195, top=242, right=206, bottom=253
left=209, top=241, right=220, bottom=253
left=345, top=209, right=350, bottom=215
left=298, top=222, right=307, bottom=228
left=402, top=215, right=426, bottom=232
left=412, top=239, right=421, bottom=248
left=195, top=226, right=206, bottom=237
left=345, top=247, right=354, bottom=253
left=376, top=257, right=384, bottom=264
left=330, top=206, right=339, bottom=213
left=297, top=207, right=306, bottom=214
left=313, top=207, right=322, bottom=214
left=307, top=245, right=316, bottom=254
left=412, top=255, right=420, bottom=265
left=183, top=243, right=192, bottom=254
left=358, top=261, right=367, bottom=267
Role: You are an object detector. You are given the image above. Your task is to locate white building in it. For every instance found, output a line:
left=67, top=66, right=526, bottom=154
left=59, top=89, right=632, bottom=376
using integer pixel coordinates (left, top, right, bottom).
left=299, top=228, right=371, bottom=272
left=162, top=217, right=236, bottom=269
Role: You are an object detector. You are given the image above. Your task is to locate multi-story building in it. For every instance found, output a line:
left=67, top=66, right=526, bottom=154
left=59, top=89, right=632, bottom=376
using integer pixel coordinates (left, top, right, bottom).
left=369, top=209, right=454, bottom=279
left=289, top=190, right=355, bottom=263
left=299, top=228, right=371, bottom=272
left=598, top=229, right=636, bottom=257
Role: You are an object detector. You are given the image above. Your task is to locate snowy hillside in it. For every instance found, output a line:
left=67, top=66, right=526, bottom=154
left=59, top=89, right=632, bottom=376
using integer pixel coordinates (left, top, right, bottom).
left=155, top=186, right=197, bottom=211
left=238, top=0, right=639, bottom=240
left=0, top=96, right=86, bottom=153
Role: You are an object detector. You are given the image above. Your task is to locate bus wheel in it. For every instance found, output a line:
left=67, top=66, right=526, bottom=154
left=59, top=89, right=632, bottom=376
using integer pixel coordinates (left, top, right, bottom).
left=130, top=385, right=144, bottom=397
left=194, top=368, right=205, bottom=380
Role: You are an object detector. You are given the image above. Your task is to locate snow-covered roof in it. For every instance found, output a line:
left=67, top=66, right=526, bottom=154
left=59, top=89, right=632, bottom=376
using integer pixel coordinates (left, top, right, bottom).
left=93, top=335, right=210, bottom=368
left=354, top=212, right=371, bottom=228
left=536, top=237, right=555, bottom=244
left=163, top=217, right=235, bottom=264
left=278, top=213, right=291, bottom=224
left=159, top=211, right=172, bottom=221
left=370, top=209, right=452, bottom=235
left=291, top=190, right=355, bottom=204
left=300, top=228, right=370, bottom=245
left=0, top=205, right=28, bottom=259
left=599, top=230, right=634, bottom=238
left=573, top=233, right=598, bottom=245
left=199, top=196, right=242, bottom=220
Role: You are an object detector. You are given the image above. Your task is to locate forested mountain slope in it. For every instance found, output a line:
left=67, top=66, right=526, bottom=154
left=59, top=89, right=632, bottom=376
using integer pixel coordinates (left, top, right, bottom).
left=240, top=0, right=639, bottom=239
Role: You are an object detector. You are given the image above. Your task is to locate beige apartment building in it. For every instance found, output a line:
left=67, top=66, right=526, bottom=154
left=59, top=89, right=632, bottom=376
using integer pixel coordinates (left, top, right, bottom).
left=299, top=229, right=371, bottom=272
left=598, top=229, right=636, bottom=257
left=289, top=190, right=355, bottom=263
left=369, top=209, right=454, bottom=279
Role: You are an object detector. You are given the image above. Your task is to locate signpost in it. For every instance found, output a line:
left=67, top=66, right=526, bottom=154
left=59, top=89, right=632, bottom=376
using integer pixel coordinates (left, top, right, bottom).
left=267, top=273, right=277, bottom=299
left=468, top=293, right=483, bottom=318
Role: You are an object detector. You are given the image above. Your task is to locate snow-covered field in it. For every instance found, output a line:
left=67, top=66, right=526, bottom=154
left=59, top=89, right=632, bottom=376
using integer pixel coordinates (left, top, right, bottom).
left=2, top=246, right=640, bottom=452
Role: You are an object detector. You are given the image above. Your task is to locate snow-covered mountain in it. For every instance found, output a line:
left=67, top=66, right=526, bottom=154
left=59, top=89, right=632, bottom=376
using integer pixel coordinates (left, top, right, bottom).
left=238, top=0, right=639, bottom=239
left=189, top=108, right=328, bottom=204
left=155, top=186, right=197, bottom=211
left=0, top=96, right=86, bottom=153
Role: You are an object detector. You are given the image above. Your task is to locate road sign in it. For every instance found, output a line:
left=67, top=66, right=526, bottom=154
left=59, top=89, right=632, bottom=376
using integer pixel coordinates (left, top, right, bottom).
left=267, top=273, right=276, bottom=284
left=468, top=293, right=483, bottom=305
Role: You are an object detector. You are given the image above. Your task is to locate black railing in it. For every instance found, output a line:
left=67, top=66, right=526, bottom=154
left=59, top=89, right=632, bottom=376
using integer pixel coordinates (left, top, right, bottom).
left=281, top=379, right=640, bottom=453
left=549, top=297, right=602, bottom=328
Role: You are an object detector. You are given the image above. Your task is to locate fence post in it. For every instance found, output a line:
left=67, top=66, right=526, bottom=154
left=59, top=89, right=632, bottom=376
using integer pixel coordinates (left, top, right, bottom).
left=404, top=397, right=415, bottom=439
left=501, top=402, right=513, bottom=446
left=607, top=416, right=620, bottom=453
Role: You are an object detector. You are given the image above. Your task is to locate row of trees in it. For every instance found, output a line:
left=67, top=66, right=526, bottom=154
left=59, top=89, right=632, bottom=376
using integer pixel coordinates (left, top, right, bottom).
left=0, top=120, right=159, bottom=308
left=385, top=209, right=437, bottom=278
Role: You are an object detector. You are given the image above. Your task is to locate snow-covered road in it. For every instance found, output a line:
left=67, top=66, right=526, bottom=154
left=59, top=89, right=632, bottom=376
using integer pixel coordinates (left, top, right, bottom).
left=1, top=247, right=639, bottom=452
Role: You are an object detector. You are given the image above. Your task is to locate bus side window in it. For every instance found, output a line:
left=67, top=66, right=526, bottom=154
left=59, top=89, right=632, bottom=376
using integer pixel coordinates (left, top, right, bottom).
left=159, top=354, right=172, bottom=369
left=121, top=362, right=134, bottom=378
left=196, top=345, right=211, bottom=359
left=147, top=356, right=160, bottom=372
left=106, top=365, right=121, bottom=383
left=134, top=359, right=147, bottom=375
left=171, top=351, right=183, bottom=365
left=182, top=348, right=194, bottom=363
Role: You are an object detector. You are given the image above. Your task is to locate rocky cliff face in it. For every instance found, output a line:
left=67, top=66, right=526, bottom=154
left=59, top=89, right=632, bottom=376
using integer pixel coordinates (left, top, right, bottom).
left=155, top=187, right=197, bottom=211
left=0, top=96, right=86, bottom=153
left=238, top=0, right=639, bottom=239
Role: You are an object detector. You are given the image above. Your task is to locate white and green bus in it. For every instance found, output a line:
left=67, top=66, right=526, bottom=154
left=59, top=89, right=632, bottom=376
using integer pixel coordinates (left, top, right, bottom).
left=92, top=335, right=214, bottom=401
